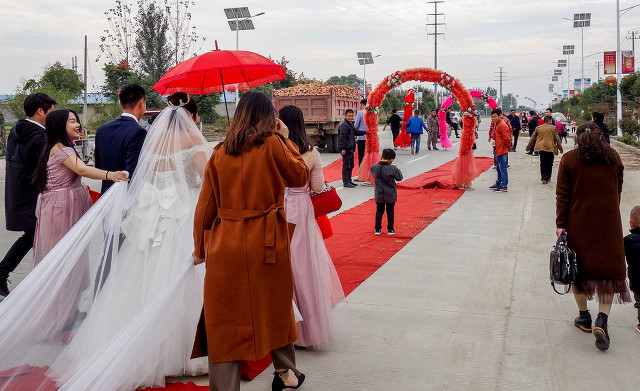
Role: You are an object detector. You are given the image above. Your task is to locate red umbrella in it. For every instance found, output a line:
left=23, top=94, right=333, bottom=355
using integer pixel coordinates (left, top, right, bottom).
left=152, top=42, right=285, bottom=120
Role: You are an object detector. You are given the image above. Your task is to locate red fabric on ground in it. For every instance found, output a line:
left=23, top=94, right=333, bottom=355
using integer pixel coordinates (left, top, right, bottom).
left=125, top=157, right=493, bottom=389
left=0, top=365, right=57, bottom=391
left=398, top=156, right=493, bottom=190
left=322, top=152, right=359, bottom=183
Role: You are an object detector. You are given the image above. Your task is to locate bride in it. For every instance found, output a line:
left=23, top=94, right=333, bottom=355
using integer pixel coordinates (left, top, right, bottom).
left=0, top=92, right=210, bottom=391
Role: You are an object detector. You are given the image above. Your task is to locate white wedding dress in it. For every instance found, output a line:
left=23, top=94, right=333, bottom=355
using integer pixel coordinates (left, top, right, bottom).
left=0, top=107, right=211, bottom=391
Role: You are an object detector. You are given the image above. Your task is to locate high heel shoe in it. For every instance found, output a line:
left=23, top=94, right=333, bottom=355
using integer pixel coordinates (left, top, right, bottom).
left=272, top=370, right=305, bottom=390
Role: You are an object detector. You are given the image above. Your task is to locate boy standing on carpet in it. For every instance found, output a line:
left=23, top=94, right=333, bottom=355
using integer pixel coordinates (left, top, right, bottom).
left=371, top=149, right=403, bottom=235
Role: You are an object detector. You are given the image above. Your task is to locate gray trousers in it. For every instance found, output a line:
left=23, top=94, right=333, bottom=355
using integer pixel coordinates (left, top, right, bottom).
left=208, top=344, right=300, bottom=391
left=427, top=130, right=439, bottom=149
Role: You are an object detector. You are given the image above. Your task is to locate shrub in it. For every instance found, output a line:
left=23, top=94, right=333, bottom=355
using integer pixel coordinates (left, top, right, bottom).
left=619, top=132, right=640, bottom=147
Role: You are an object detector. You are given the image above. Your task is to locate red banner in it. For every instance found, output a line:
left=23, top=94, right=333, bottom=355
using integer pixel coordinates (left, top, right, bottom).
left=604, top=51, right=636, bottom=74
left=604, top=51, right=616, bottom=74
left=622, top=50, right=635, bottom=74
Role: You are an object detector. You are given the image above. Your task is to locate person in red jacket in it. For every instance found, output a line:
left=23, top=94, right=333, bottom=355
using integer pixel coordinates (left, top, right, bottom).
left=490, top=108, right=511, bottom=192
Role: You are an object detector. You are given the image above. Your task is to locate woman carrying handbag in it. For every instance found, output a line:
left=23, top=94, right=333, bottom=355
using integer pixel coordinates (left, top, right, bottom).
left=279, top=105, right=346, bottom=350
left=556, top=122, right=630, bottom=351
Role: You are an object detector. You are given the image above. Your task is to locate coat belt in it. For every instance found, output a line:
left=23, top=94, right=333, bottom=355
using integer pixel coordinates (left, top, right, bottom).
left=217, top=205, right=284, bottom=264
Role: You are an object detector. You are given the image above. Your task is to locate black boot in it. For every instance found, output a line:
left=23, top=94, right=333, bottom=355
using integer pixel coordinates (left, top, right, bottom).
left=574, top=310, right=592, bottom=333
left=0, top=278, right=9, bottom=297
left=594, top=312, right=610, bottom=351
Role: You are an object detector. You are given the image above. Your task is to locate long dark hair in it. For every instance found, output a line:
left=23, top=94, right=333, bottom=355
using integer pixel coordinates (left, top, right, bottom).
left=222, top=91, right=275, bottom=155
left=34, top=109, right=80, bottom=191
left=574, top=122, right=618, bottom=165
left=278, top=105, right=312, bottom=154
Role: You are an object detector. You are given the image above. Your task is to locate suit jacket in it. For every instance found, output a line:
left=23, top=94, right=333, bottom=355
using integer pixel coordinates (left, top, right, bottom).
left=4, top=119, right=46, bottom=231
left=94, top=115, right=147, bottom=193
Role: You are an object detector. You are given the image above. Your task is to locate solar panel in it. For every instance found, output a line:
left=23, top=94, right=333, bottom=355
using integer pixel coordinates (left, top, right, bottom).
left=224, top=7, right=251, bottom=19
left=228, top=19, right=255, bottom=31
left=357, top=52, right=373, bottom=59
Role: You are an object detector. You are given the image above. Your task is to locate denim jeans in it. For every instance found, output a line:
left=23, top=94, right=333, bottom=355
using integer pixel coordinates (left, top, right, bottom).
left=410, top=134, right=421, bottom=153
left=495, top=153, right=508, bottom=188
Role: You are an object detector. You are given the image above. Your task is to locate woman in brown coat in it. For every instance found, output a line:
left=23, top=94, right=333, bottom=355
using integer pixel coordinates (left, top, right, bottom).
left=556, top=122, right=630, bottom=351
left=193, top=91, right=310, bottom=391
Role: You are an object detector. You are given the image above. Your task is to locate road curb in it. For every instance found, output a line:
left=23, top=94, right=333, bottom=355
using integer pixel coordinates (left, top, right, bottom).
left=611, top=139, right=640, bottom=155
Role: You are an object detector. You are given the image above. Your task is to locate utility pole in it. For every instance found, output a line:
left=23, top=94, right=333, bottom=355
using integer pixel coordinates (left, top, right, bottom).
left=427, top=1, right=444, bottom=108
left=595, top=61, right=602, bottom=82
left=627, top=30, right=640, bottom=71
left=83, top=35, right=88, bottom=126
left=495, top=67, right=506, bottom=108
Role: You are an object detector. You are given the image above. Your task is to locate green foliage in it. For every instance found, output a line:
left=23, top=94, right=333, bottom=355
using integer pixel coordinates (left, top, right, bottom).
left=619, top=132, right=640, bottom=147
left=85, top=101, right=122, bottom=131
left=327, top=74, right=364, bottom=88
left=552, top=79, right=621, bottom=125
left=619, top=117, right=640, bottom=137
left=102, top=61, right=164, bottom=109
left=8, top=62, right=84, bottom=120
left=134, top=1, right=174, bottom=83
left=191, top=93, right=221, bottom=123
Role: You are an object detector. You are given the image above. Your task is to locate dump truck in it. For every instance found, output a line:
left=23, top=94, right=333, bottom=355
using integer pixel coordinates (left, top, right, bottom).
left=273, top=83, right=361, bottom=152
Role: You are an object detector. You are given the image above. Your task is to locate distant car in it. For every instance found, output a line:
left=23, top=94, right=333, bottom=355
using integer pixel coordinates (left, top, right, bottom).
left=450, top=111, right=461, bottom=124
left=140, top=109, right=162, bottom=128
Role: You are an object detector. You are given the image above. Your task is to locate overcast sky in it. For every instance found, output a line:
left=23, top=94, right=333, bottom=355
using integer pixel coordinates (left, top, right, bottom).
left=2, top=0, right=640, bottom=109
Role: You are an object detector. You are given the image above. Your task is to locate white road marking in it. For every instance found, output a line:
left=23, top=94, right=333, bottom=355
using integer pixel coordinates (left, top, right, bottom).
left=406, top=154, right=431, bottom=164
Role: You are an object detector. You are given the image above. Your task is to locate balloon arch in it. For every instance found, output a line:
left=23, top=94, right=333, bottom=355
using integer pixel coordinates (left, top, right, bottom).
left=439, top=90, right=498, bottom=134
left=359, top=68, right=478, bottom=187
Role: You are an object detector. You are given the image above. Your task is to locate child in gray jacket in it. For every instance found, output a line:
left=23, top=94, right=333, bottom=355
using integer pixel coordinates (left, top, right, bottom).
left=370, top=149, right=404, bottom=235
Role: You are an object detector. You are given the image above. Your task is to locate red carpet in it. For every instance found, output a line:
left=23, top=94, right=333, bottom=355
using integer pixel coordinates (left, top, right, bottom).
left=398, top=156, right=493, bottom=190
left=322, top=152, right=359, bottom=183
left=7, top=158, right=492, bottom=391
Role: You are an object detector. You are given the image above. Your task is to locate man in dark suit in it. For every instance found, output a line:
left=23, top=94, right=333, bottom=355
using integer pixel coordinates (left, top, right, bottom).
left=95, top=83, right=147, bottom=193
left=94, top=84, right=146, bottom=292
left=0, top=93, right=56, bottom=296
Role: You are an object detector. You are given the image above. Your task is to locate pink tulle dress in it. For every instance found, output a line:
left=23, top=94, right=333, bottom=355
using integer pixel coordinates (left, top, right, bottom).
left=440, top=126, right=453, bottom=149
left=284, top=148, right=345, bottom=349
left=34, top=147, right=92, bottom=265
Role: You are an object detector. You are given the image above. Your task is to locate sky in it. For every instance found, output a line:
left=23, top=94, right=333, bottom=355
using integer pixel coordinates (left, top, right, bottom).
left=2, top=0, right=640, bottom=110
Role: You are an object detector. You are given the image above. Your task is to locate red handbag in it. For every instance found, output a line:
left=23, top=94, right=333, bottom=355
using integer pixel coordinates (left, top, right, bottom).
left=310, top=186, right=342, bottom=218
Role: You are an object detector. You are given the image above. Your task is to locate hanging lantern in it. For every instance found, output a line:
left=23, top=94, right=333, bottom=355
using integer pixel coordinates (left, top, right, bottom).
left=604, top=76, right=617, bottom=85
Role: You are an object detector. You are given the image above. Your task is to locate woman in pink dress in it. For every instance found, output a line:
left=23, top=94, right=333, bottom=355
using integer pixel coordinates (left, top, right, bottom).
left=279, top=105, right=346, bottom=350
left=33, top=109, right=128, bottom=265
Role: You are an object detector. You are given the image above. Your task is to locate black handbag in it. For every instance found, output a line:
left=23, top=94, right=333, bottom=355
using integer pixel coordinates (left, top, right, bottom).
left=549, top=233, right=579, bottom=294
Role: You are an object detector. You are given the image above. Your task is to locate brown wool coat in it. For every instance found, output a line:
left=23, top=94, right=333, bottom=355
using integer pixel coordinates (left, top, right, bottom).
left=526, top=124, right=564, bottom=155
left=556, top=149, right=625, bottom=282
left=192, top=134, right=309, bottom=362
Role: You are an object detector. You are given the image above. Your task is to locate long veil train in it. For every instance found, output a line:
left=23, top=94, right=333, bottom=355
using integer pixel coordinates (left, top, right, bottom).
left=0, top=106, right=211, bottom=391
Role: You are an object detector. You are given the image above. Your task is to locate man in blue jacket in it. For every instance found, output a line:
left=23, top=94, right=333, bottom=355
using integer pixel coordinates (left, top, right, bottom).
left=95, top=83, right=147, bottom=194
left=405, top=110, right=428, bottom=154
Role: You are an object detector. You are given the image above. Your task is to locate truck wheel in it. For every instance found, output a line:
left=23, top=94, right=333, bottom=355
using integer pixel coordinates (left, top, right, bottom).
left=326, top=134, right=337, bottom=153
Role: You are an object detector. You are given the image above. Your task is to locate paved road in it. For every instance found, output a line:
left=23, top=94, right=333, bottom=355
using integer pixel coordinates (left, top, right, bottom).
left=2, top=122, right=640, bottom=390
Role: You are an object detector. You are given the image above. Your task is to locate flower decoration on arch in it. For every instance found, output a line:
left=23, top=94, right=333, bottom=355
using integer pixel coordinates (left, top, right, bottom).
left=385, top=72, right=402, bottom=87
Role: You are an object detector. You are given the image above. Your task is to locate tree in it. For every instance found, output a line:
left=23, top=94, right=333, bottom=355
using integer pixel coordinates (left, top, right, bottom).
left=8, top=62, right=85, bottom=120
left=98, top=0, right=205, bottom=70
left=327, top=74, right=364, bottom=87
left=191, top=93, right=221, bottom=123
left=135, top=1, right=174, bottom=83
left=485, top=86, right=498, bottom=99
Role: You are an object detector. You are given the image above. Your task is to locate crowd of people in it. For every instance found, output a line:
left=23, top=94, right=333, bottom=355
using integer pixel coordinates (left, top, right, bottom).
left=0, top=87, right=351, bottom=391
left=0, top=84, right=638, bottom=391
